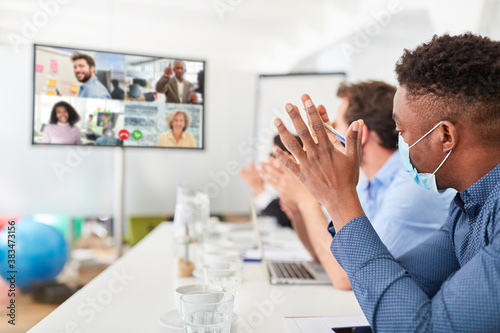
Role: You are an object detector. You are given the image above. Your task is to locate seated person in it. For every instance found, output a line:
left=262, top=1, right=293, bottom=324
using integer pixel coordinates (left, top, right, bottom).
left=95, top=127, right=122, bottom=146
left=157, top=109, right=196, bottom=148
left=240, top=135, right=302, bottom=228
left=42, top=101, right=82, bottom=144
left=271, top=34, right=500, bottom=330
left=260, top=81, right=454, bottom=289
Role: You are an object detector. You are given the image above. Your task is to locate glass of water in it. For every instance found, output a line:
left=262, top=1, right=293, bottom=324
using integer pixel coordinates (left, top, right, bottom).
left=204, top=262, right=242, bottom=312
left=180, top=291, right=234, bottom=333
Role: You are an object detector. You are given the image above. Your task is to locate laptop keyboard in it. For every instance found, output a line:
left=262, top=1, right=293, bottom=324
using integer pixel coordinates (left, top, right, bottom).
left=269, top=261, right=315, bottom=280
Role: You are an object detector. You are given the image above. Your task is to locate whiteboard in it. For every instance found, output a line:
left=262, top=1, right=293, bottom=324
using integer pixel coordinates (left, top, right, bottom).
left=254, top=73, right=346, bottom=162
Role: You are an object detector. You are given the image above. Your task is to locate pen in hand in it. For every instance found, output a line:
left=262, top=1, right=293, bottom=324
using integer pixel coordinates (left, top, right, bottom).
left=323, top=122, right=345, bottom=147
left=300, top=107, right=345, bottom=147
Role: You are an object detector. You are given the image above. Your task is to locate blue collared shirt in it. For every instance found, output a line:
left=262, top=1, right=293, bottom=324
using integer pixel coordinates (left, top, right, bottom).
left=78, top=77, right=111, bottom=99
left=330, top=163, right=500, bottom=332
left=357, top=152, right=454, bottom=257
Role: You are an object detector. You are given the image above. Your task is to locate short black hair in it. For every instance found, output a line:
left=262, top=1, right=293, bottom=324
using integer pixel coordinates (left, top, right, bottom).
left=49, top=101, right=80, bottom=126
left=337, top=81, right=397, bottom=149
left=395, top=33, right=500, bottom=142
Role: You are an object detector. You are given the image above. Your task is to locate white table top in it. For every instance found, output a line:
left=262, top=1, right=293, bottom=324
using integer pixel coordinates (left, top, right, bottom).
left=28, top=223, right=363, bottom=333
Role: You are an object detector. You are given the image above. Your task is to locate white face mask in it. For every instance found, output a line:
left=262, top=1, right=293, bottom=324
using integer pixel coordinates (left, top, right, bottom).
left=398, top=121, right=452, bottom=194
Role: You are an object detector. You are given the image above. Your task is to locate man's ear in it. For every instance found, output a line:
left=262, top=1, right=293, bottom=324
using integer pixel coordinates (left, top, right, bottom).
left=440, top=121, right=457, bottom=153
left=361, top=123, right=369, bottom=147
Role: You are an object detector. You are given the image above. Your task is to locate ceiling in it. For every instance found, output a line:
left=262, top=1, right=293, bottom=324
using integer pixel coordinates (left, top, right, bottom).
left=0, top=0, right=498, bottom=72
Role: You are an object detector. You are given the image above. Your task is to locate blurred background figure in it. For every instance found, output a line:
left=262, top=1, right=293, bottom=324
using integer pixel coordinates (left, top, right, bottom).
left=95, top=126, right=122, bottom=146
left=240, top=135, right=303, bottom=228
left=110, top=79, right=125, bottom=100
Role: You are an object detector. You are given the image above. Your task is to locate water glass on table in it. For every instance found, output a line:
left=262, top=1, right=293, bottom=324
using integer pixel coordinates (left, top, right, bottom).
left=175, top=284, right=224, bottom=315
left=180, top=291, right=234, bottom=333
left=204, top=262, right=242, bottom=312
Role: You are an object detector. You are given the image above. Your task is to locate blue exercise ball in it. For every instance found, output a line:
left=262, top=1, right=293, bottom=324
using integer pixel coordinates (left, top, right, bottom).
left=0, top=220, right=68, bottom=290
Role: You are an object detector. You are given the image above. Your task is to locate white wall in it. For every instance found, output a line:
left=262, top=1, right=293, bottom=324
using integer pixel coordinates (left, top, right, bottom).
left=1, top=0, right=498, bottom=217
left=293, top=0, right=500, bottom=84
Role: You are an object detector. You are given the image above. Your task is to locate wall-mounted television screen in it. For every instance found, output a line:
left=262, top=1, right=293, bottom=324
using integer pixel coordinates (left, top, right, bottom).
left=32, top=44, right=205, bottom=149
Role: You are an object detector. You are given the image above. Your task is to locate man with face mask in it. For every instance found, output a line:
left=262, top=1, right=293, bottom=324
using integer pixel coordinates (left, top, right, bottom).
left=155, top=60, right=198, bottom=104
left=260, top=81, right=454, bottom=290
left=71, top=53, right=111, bottom=99
left=273, top=33, right=500, bottom=331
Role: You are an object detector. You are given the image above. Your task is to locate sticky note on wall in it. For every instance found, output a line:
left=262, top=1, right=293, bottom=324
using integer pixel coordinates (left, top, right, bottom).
left=46, top=91, right=56, bottom=96
left=35, top=64, right=44, bottom=72
left=71, top=85, right=79, bottom=93
left=48, top=79, right=57, bottom=87
left=50, top=59, right=58, bottom=73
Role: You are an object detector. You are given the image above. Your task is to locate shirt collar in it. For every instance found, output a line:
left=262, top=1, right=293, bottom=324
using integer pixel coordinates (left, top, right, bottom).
left=359, top=151, right=400, bottom=190
left=175, top=76, right=183, bottom=85
left=82, top=76, right=98, bottom=88
left=459, top=163, right=500, bottom=208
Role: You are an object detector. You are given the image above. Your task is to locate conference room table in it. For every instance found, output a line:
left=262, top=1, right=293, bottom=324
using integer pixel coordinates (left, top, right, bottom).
left=28, top=222, right=364, bottom=333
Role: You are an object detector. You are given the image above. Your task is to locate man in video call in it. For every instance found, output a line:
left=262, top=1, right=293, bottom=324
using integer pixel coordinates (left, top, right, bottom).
left=72, top=53, right=111, bottom=99
left=155, top=60, right=198, bottom=104
left=273, top=33, right=500, bottom=331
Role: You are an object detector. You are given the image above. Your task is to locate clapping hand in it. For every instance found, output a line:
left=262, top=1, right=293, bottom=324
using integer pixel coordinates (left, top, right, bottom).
left=273, top=94, right=365, bottom=230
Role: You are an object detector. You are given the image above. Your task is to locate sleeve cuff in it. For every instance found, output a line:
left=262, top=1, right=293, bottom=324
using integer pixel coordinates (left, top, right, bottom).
left=327, top=221, right=336, bottom=238
left=330, top=215, right=392, bottom=271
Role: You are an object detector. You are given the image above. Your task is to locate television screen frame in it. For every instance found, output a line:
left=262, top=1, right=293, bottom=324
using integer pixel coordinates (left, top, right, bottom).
left=32, top=43, right=206, bottom=150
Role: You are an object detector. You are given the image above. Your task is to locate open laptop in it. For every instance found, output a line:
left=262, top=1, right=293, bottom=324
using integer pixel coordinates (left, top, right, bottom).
left=250, top=200, right=331, bottom=285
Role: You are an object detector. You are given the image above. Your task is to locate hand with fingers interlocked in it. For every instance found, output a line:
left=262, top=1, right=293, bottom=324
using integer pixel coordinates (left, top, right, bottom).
left=272, top=94, right=366, bottom=231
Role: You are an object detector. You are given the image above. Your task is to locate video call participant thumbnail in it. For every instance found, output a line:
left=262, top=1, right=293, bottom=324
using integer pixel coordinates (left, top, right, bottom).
left=42, top=101, right=82, bottom=144
left=71, top=53, right=111, bottom=99
left=155, top=61, right=198, bottom=104
left=157, top=109, right=196, bottom=148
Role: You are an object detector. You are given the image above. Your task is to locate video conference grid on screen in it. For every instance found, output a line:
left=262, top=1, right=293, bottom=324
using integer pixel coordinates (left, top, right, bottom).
left=32, top=45, right=205, bottom=149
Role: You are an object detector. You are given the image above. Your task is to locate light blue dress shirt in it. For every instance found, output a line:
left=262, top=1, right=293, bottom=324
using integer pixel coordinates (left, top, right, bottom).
left=78, top=77, right=111, bottom=99
left=357, top=152, right=455, bottom=257
left=330, top=163, right=500, bottom=332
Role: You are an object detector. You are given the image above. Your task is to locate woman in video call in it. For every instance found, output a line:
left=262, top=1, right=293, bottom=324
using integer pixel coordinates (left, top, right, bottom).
left=42, top=101, right=82, bottom=144
left=157, top=109, right=196, bottom=148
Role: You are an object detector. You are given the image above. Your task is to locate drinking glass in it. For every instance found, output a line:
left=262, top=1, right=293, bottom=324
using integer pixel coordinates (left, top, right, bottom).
left=180, top=291, right=234, bottom=333
left=203, top=262, right=242, bottom=312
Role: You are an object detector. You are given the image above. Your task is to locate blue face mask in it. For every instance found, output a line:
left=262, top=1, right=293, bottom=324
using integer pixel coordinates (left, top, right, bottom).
left=398, top=121, right=452, bottom=194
